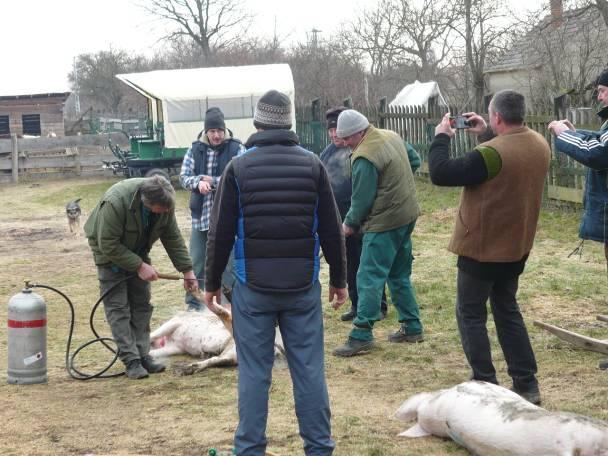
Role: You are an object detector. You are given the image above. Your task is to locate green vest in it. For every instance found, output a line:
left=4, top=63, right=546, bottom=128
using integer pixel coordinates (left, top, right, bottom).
left=351, top=126, right=420, bottom=232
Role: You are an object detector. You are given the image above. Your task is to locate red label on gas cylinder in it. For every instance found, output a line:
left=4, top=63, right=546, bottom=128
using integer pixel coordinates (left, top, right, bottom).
left=7, top=319, right=47, bottom=328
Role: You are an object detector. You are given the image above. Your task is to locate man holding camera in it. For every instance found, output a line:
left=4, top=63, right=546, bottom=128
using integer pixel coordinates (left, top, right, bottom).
left=428, top=90, right=550, bottom=404
left=180, top=107, right=245, bottom=310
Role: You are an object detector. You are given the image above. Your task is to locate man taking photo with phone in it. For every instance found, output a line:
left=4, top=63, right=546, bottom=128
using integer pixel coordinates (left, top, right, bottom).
left=428, top=89, right=550, bottom=405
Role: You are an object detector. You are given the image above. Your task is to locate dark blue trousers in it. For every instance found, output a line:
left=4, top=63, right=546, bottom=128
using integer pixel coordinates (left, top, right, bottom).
left=232, top=281, right=334, bottom=456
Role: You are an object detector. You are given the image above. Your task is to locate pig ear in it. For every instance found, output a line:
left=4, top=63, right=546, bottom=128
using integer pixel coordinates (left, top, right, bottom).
left=398, top=423, right=431, bottom=438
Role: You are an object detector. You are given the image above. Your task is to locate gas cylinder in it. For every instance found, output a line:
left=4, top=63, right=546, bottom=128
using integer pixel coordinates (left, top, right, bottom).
left=7, top=288, right=47, bottom=384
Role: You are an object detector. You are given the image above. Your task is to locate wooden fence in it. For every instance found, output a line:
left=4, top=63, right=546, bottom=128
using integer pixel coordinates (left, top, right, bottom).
left=296, top=103, right=600, bottom=205
left=0, top=133, right=129, bottom=184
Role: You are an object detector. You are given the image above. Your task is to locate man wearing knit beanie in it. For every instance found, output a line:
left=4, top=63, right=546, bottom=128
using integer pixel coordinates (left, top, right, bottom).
left=549, top=69, right=608, bottom=370
left=321, top=106, right=389, bottom=322
left=179, top=107, right=245, bottom=311
left=333, top=109, right=425, bottom=357
left=203, top=89, right=347, bottom=454
left=253, top=89, right=293, bottom=129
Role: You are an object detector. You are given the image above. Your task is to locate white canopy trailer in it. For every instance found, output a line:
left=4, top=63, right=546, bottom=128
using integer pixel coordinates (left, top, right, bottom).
left=116, top=64, right=296, bottom=149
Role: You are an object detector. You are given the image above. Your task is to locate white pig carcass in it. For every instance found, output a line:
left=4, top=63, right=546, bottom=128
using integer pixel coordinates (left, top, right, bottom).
left=149, top=310, right=285, bottom=375
left=394, top=380, right=608, bottom=456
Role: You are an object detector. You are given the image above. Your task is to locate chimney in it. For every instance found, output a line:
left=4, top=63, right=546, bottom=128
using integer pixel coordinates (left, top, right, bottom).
left=550, top=0, right=563, bottom=27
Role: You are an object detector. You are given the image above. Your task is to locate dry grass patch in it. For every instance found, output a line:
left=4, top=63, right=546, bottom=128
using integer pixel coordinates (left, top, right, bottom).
left=0, top=176, right=607, bottom=455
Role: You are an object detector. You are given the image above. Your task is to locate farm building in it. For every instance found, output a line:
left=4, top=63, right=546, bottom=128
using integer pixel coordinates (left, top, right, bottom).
left=0, top=92, right=71, bottom=138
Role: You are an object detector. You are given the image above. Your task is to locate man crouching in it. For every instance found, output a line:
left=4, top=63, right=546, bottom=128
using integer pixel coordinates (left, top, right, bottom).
left=84, top=176, right=197, bottom=379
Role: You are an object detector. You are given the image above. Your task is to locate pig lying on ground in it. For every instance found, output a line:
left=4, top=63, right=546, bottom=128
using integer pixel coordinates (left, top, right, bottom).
left=149, top=309, right=285, bottom=375
left=395, top=380, right=608, bottom=455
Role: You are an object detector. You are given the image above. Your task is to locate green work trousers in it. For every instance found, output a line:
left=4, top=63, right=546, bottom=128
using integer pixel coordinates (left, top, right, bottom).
left=98, top=266, right=153, bottom=365
left=350, top=222, right=422, bottom=341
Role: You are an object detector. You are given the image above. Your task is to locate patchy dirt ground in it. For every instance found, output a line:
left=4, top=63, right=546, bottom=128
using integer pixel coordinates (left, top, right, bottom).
left=1, top=177, right=607, bottom=456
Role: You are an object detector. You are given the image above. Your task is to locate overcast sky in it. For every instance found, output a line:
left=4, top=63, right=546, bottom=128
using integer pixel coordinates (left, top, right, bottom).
left=3, top=0, right=545, bottom=95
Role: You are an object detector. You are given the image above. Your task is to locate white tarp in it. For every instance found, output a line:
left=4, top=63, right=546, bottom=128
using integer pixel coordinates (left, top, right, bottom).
left=116, top=64, right=295, bottom=148
left=389, top=80, right=447, bottom=107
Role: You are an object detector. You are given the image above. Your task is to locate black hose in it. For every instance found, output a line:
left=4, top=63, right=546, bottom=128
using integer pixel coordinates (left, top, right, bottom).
left=29, top=278, right=131, bottom=381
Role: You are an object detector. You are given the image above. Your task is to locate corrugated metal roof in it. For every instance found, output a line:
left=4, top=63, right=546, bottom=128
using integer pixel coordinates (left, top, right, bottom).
left=0, top=92, right=71, bottom=101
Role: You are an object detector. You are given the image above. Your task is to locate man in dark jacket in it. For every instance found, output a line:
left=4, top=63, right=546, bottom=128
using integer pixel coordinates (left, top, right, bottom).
left=549, top=69, right=608, bottom=369
left=428, top=89, right=550, bottom=404
left=320, top=106, right=388, bottom=321
left=204, top=90, right=347, bottom=456
left=84, top=176, right=196, bottom=379
left=180, top=107, right=245, bottom=310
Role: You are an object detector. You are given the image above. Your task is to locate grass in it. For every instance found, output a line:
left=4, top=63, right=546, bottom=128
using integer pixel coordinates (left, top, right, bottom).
left=0, top=176, right=607, bottom=455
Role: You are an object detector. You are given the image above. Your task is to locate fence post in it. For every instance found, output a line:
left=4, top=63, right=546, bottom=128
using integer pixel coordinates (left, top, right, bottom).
left=68, top=147, right=81, bottom=175
left=311, top=98, right=321, bottom=121
left=379, top=97, right=387, bottom=129
left=11, top=133, right=18, bottom=184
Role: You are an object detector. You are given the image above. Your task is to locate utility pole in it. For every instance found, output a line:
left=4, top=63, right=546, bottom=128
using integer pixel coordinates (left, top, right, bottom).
left=73, top=56, right=81, bottom=115
left=308, top=28, right=321, bottom=49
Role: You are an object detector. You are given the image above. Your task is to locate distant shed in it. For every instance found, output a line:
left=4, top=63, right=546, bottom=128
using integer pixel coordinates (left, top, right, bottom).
left=390, top=80, right=447, bottom=112
left=0, top=92, right=71, bottom=138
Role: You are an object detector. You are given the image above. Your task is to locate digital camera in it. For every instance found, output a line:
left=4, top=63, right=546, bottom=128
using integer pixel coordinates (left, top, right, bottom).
left=450, top=115, right=471, bottom=129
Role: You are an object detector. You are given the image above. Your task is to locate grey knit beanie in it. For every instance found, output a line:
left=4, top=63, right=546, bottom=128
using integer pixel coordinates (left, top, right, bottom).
left=254, top=90, right=292, bottom=130
left=204, top=107, right=225, bottom=132
left=336, top=110, right=369, bottom=138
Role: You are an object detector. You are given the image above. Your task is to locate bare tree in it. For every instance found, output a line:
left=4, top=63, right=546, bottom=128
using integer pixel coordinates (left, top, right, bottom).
left=450, top=0, right=513, bottom=111
left=518, top=4, right=608, bottom=110
left=138, top=0, right=252, bottom=63
left=591, top=0, right=608, bottom=27
left=69, top=48, right=147, bottom=117
left=288, top=36, right=368, bottom=106
left=388, top=0, right=457, bottom=81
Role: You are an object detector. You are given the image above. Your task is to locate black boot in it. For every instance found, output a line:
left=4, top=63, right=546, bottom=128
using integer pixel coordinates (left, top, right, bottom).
left=125, top=359, right=149, bottom=379
left=332, top=337, right=375, bottom=357
left=341, top=307, right=356, bottom=321
left=141, top=355, right=166, bottom=374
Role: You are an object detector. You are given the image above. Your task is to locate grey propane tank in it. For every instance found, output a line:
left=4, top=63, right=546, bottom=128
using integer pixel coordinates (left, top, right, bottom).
left=7, top=288, right=47, bottom=384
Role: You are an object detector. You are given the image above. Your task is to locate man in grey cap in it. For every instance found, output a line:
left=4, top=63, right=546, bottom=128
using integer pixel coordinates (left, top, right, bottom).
left=320, top=106, right=389, bottom=322
left=203, top=90, right=347, bottom=455
left=332, top=109, right=424, bottom=357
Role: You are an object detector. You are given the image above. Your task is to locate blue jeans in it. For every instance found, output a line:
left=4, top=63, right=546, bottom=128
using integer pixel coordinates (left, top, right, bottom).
left=232, top=281, right=334, bottom=456
left=186, top=228, right=235, bottom=310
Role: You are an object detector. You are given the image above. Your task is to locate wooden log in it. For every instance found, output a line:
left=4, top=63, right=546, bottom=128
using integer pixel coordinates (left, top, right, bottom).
left=533, top=320, right=608, bottom=355
left=597, top=315, right=608, bottom=324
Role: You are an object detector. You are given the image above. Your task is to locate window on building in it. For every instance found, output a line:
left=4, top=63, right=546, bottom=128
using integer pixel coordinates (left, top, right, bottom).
left=22, top=114, right=41, bottom=136
left=0, top=115, right=9, bottom=135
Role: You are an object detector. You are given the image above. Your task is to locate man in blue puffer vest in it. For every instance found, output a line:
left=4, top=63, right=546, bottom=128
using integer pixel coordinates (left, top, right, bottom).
left=549, top=68, right=608, bottom=369
left=203, top=90, right=347, bottom=456
left=180, top=107, right=245, bottom=310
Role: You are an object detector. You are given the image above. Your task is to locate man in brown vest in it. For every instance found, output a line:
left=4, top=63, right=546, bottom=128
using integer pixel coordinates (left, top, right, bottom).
left=428, top=90, right=550, bottom=405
